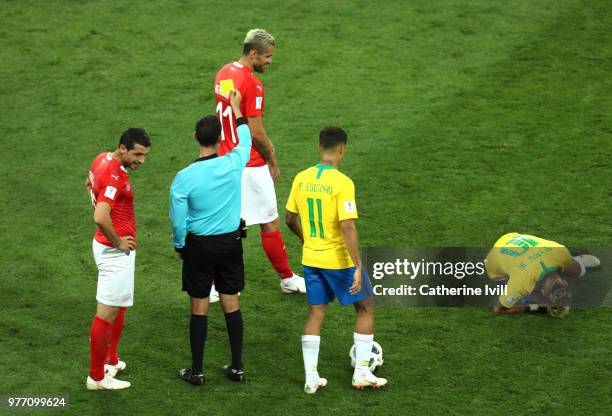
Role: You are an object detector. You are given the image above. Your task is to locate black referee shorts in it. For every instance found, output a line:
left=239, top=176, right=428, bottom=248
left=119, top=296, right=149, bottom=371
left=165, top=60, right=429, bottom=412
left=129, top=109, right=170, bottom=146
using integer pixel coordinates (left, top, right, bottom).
left=182, top=230, right=244, bottom=298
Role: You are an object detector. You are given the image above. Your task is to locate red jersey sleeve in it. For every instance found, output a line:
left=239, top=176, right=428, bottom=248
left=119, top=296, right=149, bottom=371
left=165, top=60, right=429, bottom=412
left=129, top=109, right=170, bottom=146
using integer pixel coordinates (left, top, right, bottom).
left=95, top=174, right=124, bottom=209
left=242, top=78, right=264, bottom=118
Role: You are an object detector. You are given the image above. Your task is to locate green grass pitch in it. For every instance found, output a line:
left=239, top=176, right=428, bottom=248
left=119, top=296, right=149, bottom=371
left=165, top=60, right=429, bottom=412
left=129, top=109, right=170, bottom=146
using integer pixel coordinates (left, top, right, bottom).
left=1, top=0, right=611, bottom=415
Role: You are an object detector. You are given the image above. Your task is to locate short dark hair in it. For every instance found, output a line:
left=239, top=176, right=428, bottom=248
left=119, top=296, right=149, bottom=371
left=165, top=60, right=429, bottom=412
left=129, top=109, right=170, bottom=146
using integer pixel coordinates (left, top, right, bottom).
left=319, top=126, right=348, bottom=150
left=119, top=128, right=151, bottom=150
left=195, top=116, right=221, bottom=147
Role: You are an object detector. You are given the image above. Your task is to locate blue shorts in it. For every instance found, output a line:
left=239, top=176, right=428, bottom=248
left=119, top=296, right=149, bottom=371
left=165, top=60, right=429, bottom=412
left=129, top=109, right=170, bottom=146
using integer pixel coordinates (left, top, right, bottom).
left=303, top=265, right=374, bottom=306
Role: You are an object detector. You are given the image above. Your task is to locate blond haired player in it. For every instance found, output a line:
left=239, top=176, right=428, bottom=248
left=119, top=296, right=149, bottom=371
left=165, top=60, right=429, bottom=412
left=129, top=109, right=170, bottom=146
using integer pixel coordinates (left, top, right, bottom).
left=485, top=232, right=600, bottom=317
left=212, top=28, right=305, bottom=301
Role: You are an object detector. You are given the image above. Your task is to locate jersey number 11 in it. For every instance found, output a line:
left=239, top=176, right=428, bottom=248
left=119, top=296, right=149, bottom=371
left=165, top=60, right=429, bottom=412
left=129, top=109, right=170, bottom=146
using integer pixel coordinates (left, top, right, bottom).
left=307, top=198, right=325, bottom=238
left=216, top=101, right=237, bottom=143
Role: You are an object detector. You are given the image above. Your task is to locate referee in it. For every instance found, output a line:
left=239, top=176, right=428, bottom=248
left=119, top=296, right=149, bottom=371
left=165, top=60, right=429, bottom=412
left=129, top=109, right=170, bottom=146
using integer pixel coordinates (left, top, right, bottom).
left=169, top=90, right=250, bottom=385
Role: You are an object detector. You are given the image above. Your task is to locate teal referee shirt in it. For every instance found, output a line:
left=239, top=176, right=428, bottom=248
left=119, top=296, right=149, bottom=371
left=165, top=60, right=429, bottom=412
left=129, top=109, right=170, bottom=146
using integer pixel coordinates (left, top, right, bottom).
left=169, top=119, right=252, bottom=249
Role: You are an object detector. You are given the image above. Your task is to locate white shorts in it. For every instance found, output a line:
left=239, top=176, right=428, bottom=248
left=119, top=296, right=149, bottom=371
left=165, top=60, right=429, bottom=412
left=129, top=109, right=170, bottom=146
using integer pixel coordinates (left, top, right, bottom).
left=241, top=165, right=278, bottom=226
left=92, top=239, right=135, bottom=307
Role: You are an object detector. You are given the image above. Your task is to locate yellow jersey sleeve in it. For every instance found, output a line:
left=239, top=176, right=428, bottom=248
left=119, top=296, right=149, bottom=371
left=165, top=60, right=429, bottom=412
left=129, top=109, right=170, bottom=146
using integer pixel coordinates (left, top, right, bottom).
left=337, top=178, right=358, bottom=221
left=484, top=249, right=507, bottom=280
left=286, top=175, right=299, bottom=214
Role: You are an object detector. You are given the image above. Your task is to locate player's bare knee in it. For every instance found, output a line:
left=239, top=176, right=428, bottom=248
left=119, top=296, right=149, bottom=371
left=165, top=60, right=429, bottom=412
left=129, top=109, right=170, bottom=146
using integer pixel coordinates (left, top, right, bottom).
left=260, top=217, right=280, bottom=233
left=308, top=305, right=326, bottom=320
left=191, top=297, right=209, bottom=315
left=357, top=306, right=374, bottom=318
left=355, top=296, right=374, bottom=315
left=308, top=309, right=325, bottom=320
left=219, top=294, right=240, bottom=313
left=96, top=303, right=120, bottom=322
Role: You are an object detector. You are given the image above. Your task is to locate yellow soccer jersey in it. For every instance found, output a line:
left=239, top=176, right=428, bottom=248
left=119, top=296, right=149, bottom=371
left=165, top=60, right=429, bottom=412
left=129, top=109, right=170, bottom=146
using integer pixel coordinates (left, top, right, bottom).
left=286, top=164, right=358, bottom=269
left=485, top=232, right=574, bottom=307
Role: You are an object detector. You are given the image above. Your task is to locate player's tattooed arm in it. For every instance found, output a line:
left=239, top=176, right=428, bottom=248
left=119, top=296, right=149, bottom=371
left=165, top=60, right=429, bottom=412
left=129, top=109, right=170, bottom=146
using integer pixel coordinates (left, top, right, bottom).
left=247, top=116, right=279, bottom=181
left=254, top=140, right=275, bottom=162
left=285, top=211, right=303, bottom=243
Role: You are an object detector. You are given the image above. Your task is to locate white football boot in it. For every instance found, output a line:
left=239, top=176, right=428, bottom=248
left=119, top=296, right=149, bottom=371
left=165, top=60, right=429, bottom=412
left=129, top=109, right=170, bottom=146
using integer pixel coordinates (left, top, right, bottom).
left=86, top=374, right=130, bottom=390
left=209, top=286, right=240, bottom=303
left=352, top=372, right=388, bottom=390
left=280, top=274, right=306, bottom=294
left=576, top=254, right=600, bottom=268
left=209, top=285, right=220, bottom=303
left=104, top=360, right=126, bottom=378
left=304, top=377, right=328, bottom=394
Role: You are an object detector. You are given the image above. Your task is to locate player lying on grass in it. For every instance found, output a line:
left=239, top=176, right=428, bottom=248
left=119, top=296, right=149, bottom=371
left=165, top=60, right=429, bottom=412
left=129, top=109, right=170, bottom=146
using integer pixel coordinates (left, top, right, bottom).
left=285, top=126, right=388, bottom=393
left=485, top=232, right=600, bottom=318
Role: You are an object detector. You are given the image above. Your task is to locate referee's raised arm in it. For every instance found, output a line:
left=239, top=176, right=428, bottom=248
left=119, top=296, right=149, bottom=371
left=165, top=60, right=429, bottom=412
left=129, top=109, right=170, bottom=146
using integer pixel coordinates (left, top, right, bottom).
left=227, top=90, right=252, bottom=169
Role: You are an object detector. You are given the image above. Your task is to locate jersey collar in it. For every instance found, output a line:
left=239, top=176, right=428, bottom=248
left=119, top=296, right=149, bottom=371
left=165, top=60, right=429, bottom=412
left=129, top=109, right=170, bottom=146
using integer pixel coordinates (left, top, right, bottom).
left=233, top=61, right=253, bottom=74
left=315, top=164, right=336, bottom=179
left=194, top=154, right=219, bottom=163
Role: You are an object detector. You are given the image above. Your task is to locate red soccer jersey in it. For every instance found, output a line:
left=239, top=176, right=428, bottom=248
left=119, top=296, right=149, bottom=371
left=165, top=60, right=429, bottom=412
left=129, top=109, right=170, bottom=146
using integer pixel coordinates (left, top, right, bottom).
left=87, top=152, right=136, bottom=247
left=214, top=62, right=266, bottom=167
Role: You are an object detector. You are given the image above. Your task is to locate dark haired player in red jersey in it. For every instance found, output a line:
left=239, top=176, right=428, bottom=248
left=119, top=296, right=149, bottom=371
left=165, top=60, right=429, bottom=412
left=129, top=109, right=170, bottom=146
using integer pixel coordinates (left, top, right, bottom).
left=84, top=128, right=151, bottom=390
left=213, top=28, right=305, bottom=299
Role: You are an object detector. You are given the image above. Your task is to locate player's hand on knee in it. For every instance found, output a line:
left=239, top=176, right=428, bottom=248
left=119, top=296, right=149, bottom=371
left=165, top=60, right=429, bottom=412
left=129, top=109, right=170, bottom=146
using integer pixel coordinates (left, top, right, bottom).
left=118, top=236, right=136, bottom=254
left=349, top=268, right=363, bottom=295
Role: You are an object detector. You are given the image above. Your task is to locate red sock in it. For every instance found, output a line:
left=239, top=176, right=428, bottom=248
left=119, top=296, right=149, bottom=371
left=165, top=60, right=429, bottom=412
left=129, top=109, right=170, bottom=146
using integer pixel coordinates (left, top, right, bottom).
left=260, top=230, right=293, bottom=279
left=105, top=307, right=126, bottom=365
left=89, top=316, right=113, bottom=381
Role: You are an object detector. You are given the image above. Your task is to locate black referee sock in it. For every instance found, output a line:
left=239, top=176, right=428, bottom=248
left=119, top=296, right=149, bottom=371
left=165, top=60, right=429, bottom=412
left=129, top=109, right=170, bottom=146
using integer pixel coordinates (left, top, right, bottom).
left=190, top=314, right=207, bottom=375
left=224, top=310, right=243, bottom=370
